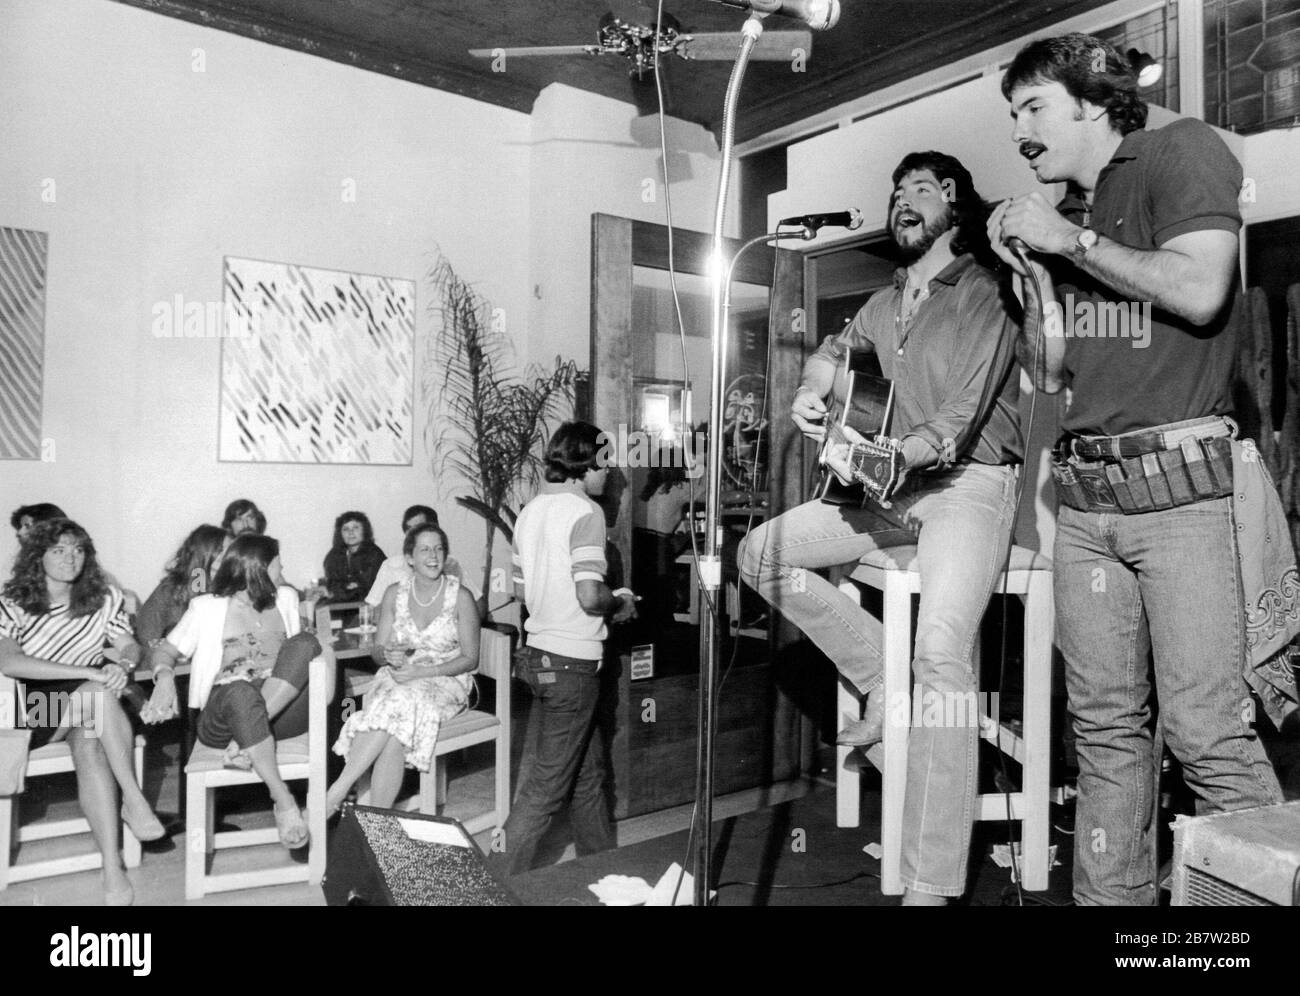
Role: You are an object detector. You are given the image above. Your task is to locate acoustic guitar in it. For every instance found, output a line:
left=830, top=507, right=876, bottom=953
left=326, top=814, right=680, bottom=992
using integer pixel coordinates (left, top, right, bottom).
left=814, top=348, right=906, bottom=509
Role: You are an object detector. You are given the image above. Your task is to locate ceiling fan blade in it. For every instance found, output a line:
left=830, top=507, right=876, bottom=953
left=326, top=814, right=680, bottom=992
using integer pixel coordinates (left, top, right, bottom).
left=468, top=45, right=600, bottom=59
left=678, top=29, right=812, bottom=62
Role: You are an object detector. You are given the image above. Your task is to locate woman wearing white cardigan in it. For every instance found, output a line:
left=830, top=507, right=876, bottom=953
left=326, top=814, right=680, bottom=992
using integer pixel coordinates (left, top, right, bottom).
left=150, top=535, right=326, bottom=850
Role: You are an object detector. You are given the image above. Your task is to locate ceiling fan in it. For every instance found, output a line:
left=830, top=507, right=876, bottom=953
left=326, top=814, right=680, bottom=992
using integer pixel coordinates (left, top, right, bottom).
left=467, top=2, right=812, bottom=80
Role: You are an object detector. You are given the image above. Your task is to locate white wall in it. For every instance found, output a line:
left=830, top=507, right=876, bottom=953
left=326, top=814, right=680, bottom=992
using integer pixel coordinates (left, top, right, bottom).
left=525, top=84, right=733, bottom=367
left=1242, top=127, right=1300, bottom=226
left=0, top=0, right=734, bottom=607
left=0, top=0, right=534, bottom=595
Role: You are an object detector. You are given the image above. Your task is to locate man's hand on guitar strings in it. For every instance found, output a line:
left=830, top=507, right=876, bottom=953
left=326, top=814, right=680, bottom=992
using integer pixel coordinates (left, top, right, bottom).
left=823, top=423, right=869, bottom=487
left=791, top=385, right=828, bottom=441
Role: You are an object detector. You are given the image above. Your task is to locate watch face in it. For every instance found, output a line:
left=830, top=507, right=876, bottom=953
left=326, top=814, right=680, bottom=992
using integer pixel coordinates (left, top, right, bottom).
left=1079, top=229, right=1099, bottom=250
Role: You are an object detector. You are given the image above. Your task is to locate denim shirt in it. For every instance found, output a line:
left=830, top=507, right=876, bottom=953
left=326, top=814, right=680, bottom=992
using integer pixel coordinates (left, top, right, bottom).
left=814, top=253, right=1023, bottom=467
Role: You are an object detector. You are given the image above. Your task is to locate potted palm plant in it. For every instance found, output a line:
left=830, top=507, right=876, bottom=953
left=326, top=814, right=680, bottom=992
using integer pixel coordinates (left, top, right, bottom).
left=426, top=251, right=583, bottom=617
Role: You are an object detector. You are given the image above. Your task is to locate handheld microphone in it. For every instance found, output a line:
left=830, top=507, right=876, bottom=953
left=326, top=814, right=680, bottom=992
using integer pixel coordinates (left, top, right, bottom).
left=1006, top=236, right=1028, bottom=252
left=778, top=209, right=862, bottom=232
left=704, top=0, right=841, bottom=30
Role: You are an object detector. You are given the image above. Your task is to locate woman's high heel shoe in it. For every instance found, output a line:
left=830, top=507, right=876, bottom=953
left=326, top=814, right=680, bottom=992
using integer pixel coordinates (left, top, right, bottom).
left=121, top=804, right=168, bottom=843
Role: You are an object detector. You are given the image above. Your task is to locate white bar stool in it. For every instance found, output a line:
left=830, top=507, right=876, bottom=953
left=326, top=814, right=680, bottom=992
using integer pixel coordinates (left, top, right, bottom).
left=835, top=543, right=1055, bottom=894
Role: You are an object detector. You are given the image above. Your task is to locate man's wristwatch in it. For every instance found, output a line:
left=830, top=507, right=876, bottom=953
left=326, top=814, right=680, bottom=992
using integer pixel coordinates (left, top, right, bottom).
left=1066, top=226, right=1098, bottom=263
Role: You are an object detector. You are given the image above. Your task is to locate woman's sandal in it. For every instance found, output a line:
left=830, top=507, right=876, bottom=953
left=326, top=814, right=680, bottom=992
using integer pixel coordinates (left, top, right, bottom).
left=103, top=872, right=134, bottom=907
left=274, top=803, right=310, bottom=850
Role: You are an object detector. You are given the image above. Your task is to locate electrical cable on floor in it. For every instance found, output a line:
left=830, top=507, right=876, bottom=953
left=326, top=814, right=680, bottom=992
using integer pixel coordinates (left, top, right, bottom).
left=715, top=869, right=881, bottom=892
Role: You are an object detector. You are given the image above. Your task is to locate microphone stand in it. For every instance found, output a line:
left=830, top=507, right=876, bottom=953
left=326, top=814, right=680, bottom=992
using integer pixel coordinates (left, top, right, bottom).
left=692, top=12, right=766, bottom=907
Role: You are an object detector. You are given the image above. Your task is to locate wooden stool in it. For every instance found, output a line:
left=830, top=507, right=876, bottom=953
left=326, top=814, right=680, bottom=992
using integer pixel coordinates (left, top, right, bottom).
left=835, top=543, right=1054, bottom=894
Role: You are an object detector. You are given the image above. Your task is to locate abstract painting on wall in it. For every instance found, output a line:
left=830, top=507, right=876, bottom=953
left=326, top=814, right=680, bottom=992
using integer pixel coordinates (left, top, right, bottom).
left=219, top=257, right=415, bottom=465
left=0, top=227, right=48, bottom=461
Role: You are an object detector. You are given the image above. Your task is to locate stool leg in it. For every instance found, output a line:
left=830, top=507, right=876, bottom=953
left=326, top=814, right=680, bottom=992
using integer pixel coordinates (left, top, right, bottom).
left=836, top=678, right=861, bottom=828
left=0, top=796, right=13, bottom=890
left=880, top=575, right=911, bottom=896
left=184, top=777, right=206, bottom=900
left=420, top=766, right=438, bottom=814
left=1020, top=571, right=1054, bottom=891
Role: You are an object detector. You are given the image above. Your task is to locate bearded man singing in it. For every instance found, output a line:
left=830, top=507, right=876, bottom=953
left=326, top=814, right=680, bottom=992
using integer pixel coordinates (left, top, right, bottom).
left=738, top=151, right=1023, bottom=904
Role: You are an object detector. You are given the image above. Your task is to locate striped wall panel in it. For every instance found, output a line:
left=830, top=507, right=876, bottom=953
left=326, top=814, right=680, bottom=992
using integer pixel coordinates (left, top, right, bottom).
left=0, top=227, right=47, bottom=461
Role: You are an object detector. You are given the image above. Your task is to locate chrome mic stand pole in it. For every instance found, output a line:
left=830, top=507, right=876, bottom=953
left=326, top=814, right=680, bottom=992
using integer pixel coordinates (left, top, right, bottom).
left=693, top=13, right=765, bottom=906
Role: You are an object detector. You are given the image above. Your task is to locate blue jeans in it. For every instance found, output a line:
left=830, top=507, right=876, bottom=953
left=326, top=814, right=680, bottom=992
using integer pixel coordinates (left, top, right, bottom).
left=739, top=463, right=1017, bottom=896
left=498, top=645, right=614, bottom=875
left=1055, top=499, right=1283, bottom=905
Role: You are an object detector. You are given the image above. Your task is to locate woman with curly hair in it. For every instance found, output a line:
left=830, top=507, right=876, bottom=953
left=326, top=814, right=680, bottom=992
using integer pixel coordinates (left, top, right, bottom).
left=322, top=511, right=385, bottom=602
left=150, top=534, right=328, bottom=850
left=132, top=524, right=228, bottom=721
left=0, top=519, right=167, bottom=905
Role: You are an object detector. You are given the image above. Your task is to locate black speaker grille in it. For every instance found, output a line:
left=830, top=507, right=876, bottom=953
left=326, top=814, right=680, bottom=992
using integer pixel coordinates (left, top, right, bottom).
left=355, top=809, right=513, bottom=906
left=1184, top=868, right=1276, bottom=906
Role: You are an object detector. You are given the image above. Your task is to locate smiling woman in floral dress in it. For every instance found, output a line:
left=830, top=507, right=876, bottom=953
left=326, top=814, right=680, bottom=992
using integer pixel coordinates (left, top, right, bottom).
left=327, top=523, right=479, bottom=814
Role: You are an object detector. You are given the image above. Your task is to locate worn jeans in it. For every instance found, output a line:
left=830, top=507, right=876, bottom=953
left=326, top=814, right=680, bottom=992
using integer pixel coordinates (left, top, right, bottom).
left=497, top=645, right=615, bottom=876
left=1055, top=499, right=1283, bottom=906
left=738, top=462, right=1017, bottom=896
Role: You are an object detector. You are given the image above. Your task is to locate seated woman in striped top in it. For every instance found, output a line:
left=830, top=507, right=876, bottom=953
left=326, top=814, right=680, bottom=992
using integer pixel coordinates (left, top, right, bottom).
left=0, top=519, right=167, bottom=906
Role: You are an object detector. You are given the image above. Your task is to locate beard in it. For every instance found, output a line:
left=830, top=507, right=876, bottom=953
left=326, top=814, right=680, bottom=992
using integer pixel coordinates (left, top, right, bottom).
left=892, top=206, right=954, bottom=263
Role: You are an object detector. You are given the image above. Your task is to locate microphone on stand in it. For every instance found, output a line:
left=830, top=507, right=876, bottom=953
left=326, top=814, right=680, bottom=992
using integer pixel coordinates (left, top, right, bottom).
left=703, top=0, right=842, bottom=30
left=778, top=208, right=862, bottom=233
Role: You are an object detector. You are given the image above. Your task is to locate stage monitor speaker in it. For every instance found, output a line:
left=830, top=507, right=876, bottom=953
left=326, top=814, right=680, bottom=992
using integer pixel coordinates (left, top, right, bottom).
left=324, top=804, right=518, bottom=906
left=1170, top=800, right=1300, bottom=906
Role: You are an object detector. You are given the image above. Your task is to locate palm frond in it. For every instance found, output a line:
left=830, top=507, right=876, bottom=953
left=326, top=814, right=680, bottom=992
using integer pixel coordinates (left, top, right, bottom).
left=425, top=250, right=586, bottom=582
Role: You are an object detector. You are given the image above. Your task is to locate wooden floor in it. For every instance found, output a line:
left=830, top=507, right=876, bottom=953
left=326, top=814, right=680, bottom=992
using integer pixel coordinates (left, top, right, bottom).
left=0, top=731, right=816, bottom=907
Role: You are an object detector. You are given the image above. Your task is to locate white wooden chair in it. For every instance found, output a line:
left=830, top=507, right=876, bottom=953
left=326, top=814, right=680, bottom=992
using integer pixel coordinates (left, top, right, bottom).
left=835, top=543, right=1056, bottom=894
left=358, top=625, right=512, bottom=835
left=0, top=673, right=144, bottom=890
left=183, top=639, right=332, bottom=899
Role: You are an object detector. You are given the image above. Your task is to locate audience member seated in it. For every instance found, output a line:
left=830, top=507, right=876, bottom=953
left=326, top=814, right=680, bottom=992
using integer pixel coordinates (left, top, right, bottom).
left=150, top=535, right=326, bottom=851
left=0, top=519, right=168, bottom=905
left=9, top=503, right=68, bottom=545
left=133, top=524, right=228, bottom=722
left=221, top=499, right=266, bottom=540
left=364, top=505, right=464, bottom=606
left=327, top=523, right=477, bottom=814
left=322, top=511, right=385, bottom=603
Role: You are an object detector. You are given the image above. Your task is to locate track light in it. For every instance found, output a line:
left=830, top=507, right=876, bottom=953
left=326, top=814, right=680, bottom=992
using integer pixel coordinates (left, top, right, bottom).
left=1127, top=48, right=1163, bottom=87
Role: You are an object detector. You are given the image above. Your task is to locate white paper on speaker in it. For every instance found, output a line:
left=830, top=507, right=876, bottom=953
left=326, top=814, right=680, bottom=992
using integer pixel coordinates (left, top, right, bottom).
left=398, top=817, right=472, bottom=847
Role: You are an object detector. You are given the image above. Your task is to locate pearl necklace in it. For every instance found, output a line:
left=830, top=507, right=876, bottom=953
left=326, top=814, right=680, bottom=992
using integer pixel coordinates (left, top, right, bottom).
left=410, top=574, right=445, bottom=608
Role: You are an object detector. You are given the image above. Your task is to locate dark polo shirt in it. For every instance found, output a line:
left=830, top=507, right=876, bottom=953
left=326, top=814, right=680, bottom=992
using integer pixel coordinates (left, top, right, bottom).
left=1051, top=117, right=1242, bottom=436
left=813, top=253, right=1023, bottom=466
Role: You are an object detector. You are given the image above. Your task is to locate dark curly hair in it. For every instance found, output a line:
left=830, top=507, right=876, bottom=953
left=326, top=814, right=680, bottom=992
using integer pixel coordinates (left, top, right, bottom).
left=9, top=503, right=67, bottom=534
left=544, top=421, right=604, bottom=483
left=162, top=524, right=227, bottom=609
left=1001, top=33, right=1148, bottom=136
left=2, top=518, right=110, bottom=617
left=332, top=511, right=375, bottom=550
left=889, top=151, right=992, bottom=262
left=221, top=499, right=266, bottom=537
left=210, top=533, right=281, bottom=612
